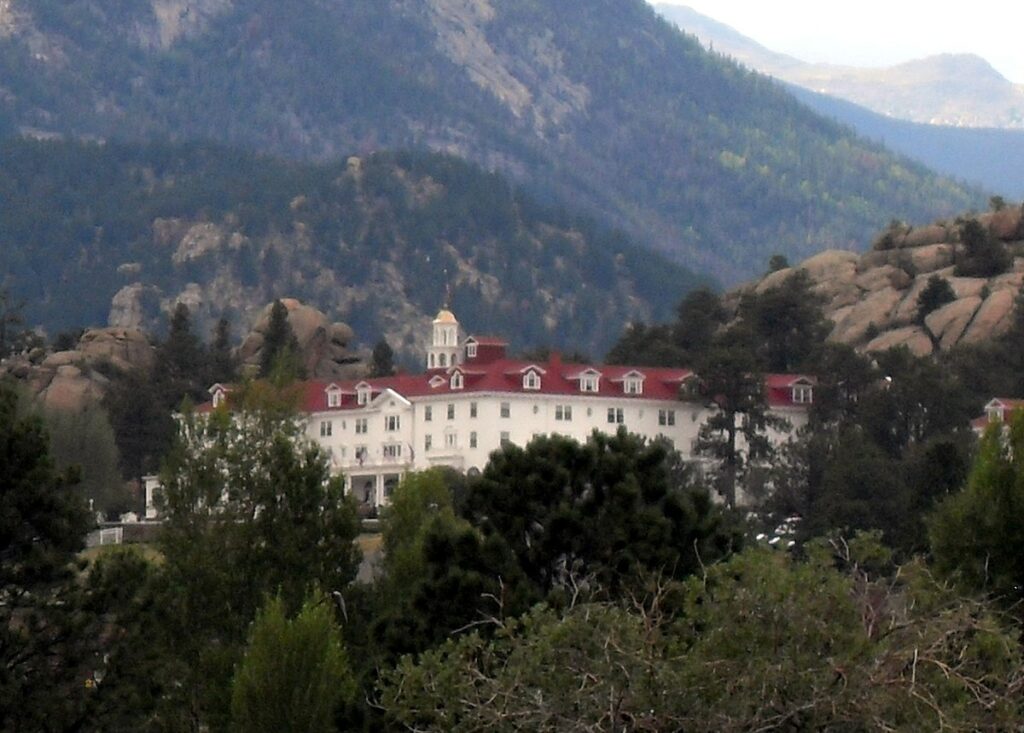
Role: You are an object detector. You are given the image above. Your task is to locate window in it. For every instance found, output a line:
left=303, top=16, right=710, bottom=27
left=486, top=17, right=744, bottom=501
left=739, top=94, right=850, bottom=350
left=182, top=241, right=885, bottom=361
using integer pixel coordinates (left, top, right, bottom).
left=355, top=418, right=368, bottom=434
left=469, top=431, right=477, bottom=448
left=424, top=405, right=433, bottom=422
left=555, top=405, right=573, bottom=421
left=792, top=385, right=813, bottom=404
left=355, top=445, right=368, bottom=464
left=212, top=390, right=225, bottom=408
left=429, top=353, right=436, bottom=368
left=327, top=391, right=341, bottom=408
left=624, top=377, right=643, bottom=395
left=466, top=342, right=478, bottom=358
left=500, top=431, right=511, bottom=447
left=385, top=415, right=400, bottom=432
left=447, top=403, right=455, bottom=420
left=445, top=432, right=457, bottom=448
left=500, top=402, right=510, bottom=418
left=319, top=420, right=333, bottom=437
left=523, top=370, right=541, bottom=390
left=425, top=434, right=432, bottom=451
left=580, top=374, right=599, bottom=392
left=383, top=443, right=402, bottom=459
left=658, top=409, right=676, bottom=426
left=607, top=407, right=624, bottom=424
left=438, top=353, right=447, bottom=367
left=451, top=372, right=464, bottom=389
left=470, top=401, right=478, bottom=418
left=356, top=385, right=371, bottom=406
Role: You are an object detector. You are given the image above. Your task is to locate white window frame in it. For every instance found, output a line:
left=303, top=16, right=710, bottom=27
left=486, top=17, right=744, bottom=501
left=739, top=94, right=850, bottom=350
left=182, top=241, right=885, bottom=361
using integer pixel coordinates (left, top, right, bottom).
left=555, top=404, right=573, bottom=421
left=580, top=374, right=599, bottom=393
left=792, top=385, right=813, bottom=404
left=327, top=390, right=341, bottom=408
left=319, top=420, right=333, bottom=437
left=470, top=401, right=478, bottom=418
left=624, top=377, right=643, bottom=395
left=355, top=418, right=368, bottom=434
left=385, top=415, right=400, bottom=432
left=607, top=407, right=624, bottom=424
left=469, top=431, right=477, bottom=448
left=425, top=434, right=432, bottom=451
left=523, top=370, right=541, bottom=390
left=383, top=443, right=402, bottom=460
left=466, top=342, right=478, bottom=358
left=451, top=372, right=464, bottom=390
left=500, top=402, right=510, bottom=418
left=424, top=405, right=433, bottom=422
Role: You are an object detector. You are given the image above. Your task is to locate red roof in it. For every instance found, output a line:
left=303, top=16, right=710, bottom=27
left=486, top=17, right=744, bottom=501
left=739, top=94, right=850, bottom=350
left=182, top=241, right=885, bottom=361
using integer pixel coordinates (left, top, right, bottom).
left=972, top=398, right=1024, bottom=431
left=198, top=362, right=817, bottom=414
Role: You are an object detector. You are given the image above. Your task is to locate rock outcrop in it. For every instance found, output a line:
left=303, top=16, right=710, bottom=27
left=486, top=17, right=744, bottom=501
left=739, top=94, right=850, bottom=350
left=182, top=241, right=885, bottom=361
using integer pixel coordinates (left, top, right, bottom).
left=734, top=209, right=1024, bottom=356
left=237, top=299, right=365, bottom=380
left=0, top=327, right=154, bottom=410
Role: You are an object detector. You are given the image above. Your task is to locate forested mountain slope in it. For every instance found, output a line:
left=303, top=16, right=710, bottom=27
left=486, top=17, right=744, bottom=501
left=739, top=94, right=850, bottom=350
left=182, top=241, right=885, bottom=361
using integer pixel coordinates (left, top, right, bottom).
left=0, top=0, right=984, bottom=281
left=0, top=139, right=701, bottom=358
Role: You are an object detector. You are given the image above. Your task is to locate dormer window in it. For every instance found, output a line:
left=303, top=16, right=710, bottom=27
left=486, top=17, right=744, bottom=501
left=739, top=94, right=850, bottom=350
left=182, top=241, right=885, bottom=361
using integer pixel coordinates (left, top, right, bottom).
left=579, top=371, right=600, bottom=393
left=988, top=405, right=1004, bottom=422
left=212, top=389, right=226, bottom=408
left=792, top=384, right=813, bottom=404
left=523, top=370, right=541, bottom=390
left=326, top=387, right=341, bottom=408
left=356, top=382, right=372, bottom=406
left=622, top=372, right=644, bottom=395
left=451, top=371, right=464, bottom=390
left=466, top=342, right=478, bottom=359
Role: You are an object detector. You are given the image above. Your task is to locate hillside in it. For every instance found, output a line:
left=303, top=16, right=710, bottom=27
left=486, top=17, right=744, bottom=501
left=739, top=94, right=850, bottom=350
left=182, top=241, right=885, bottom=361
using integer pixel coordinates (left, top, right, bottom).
left=730, top=207, right=1024, bottom=357
left=656, top=4, right=1024, bottom=131
left=0, top=0, right=984, bottom=281
left=785, top=87, right=1024, bottom=199
left=0, top=139, right=703, bottom=359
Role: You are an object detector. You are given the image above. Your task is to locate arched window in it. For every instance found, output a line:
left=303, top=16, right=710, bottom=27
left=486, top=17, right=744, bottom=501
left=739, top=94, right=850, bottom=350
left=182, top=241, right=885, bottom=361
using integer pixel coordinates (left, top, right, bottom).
left=439, top=353, right=447, bottom=367
left=429, top=353, right=435, bottom=368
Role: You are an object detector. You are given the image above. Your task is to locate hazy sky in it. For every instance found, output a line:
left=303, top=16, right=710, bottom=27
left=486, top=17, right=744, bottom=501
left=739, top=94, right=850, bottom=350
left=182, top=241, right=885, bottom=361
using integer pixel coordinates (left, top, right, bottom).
left=652, top=1, right=1024, bottom=83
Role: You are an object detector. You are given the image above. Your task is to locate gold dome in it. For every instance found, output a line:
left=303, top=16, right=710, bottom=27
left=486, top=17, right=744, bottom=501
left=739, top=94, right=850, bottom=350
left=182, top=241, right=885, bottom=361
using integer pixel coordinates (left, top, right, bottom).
left=434, top=309, right=458, bottom=324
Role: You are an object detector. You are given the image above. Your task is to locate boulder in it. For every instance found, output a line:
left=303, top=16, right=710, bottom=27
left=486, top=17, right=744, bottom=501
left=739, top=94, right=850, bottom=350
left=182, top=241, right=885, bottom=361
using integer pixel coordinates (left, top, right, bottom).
left=854, top=264, right=912, bottom=293
left=864, top=326, right=934, bottom=357
left=947, top=277, right=988, bottom=300
left=924, top=297, right=982, bottom=350
left=982, top=208, right=1023, bottom=241
left=38, top=365, right=105, bottom=411
left=78, top=328, right=155, bottom=372
left=239, top=298, right=363, bottom=379
left=991, top=271, right=1024, bottom=292
left=960, top=289, right=1016, bottom=344
left=908, top=243, right=955, bottom=274
left=754, top=266, right=793, bottom=294
left=799, top=250, right=858, bottom=282
left=830, top=286, right=903, bottom=344
left=172, top=222, right=225, bottom=264
left=901, top=224, right=950, bottom=248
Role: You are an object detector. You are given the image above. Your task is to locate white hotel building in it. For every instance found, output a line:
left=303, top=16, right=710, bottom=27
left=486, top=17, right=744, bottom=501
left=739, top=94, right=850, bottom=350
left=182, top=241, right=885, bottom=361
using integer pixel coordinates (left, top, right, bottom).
left=189, top=308, right=813, bottom=513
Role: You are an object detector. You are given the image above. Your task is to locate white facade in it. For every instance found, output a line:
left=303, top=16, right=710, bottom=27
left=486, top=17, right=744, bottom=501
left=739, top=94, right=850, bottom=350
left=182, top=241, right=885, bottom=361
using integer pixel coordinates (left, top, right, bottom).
left=286, top=309, right=812, bottom=511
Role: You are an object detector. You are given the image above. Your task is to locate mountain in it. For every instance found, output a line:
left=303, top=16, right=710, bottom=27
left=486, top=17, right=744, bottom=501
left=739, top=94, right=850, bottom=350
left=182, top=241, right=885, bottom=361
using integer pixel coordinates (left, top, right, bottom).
left=0, top=0, right=984, bottom=282
left=0, top=138, right=704, bottom=359
left=785, top=86, right=1024, bottom=199
left=655, top=4, right=1024, bottom=130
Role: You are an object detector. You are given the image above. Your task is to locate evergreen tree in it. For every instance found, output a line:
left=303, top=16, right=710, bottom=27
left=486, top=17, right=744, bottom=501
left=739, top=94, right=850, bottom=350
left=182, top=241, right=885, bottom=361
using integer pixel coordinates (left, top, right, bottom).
left=369, top=338, right=396, bottom=378
left=207, top=316, right=238, bottom=385
left=231, top=591, right=355, bottom=733
left=694, top=329, right=788, bottom=507
left=0, top=381, right=92, bottom=730
left=463, top=430, right=740, bottom=594
left=916, top=275, right=956, bottom=324
left=259, top=300, right=304, bottom=381
left=930, top=411, right=1024, bottom=607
